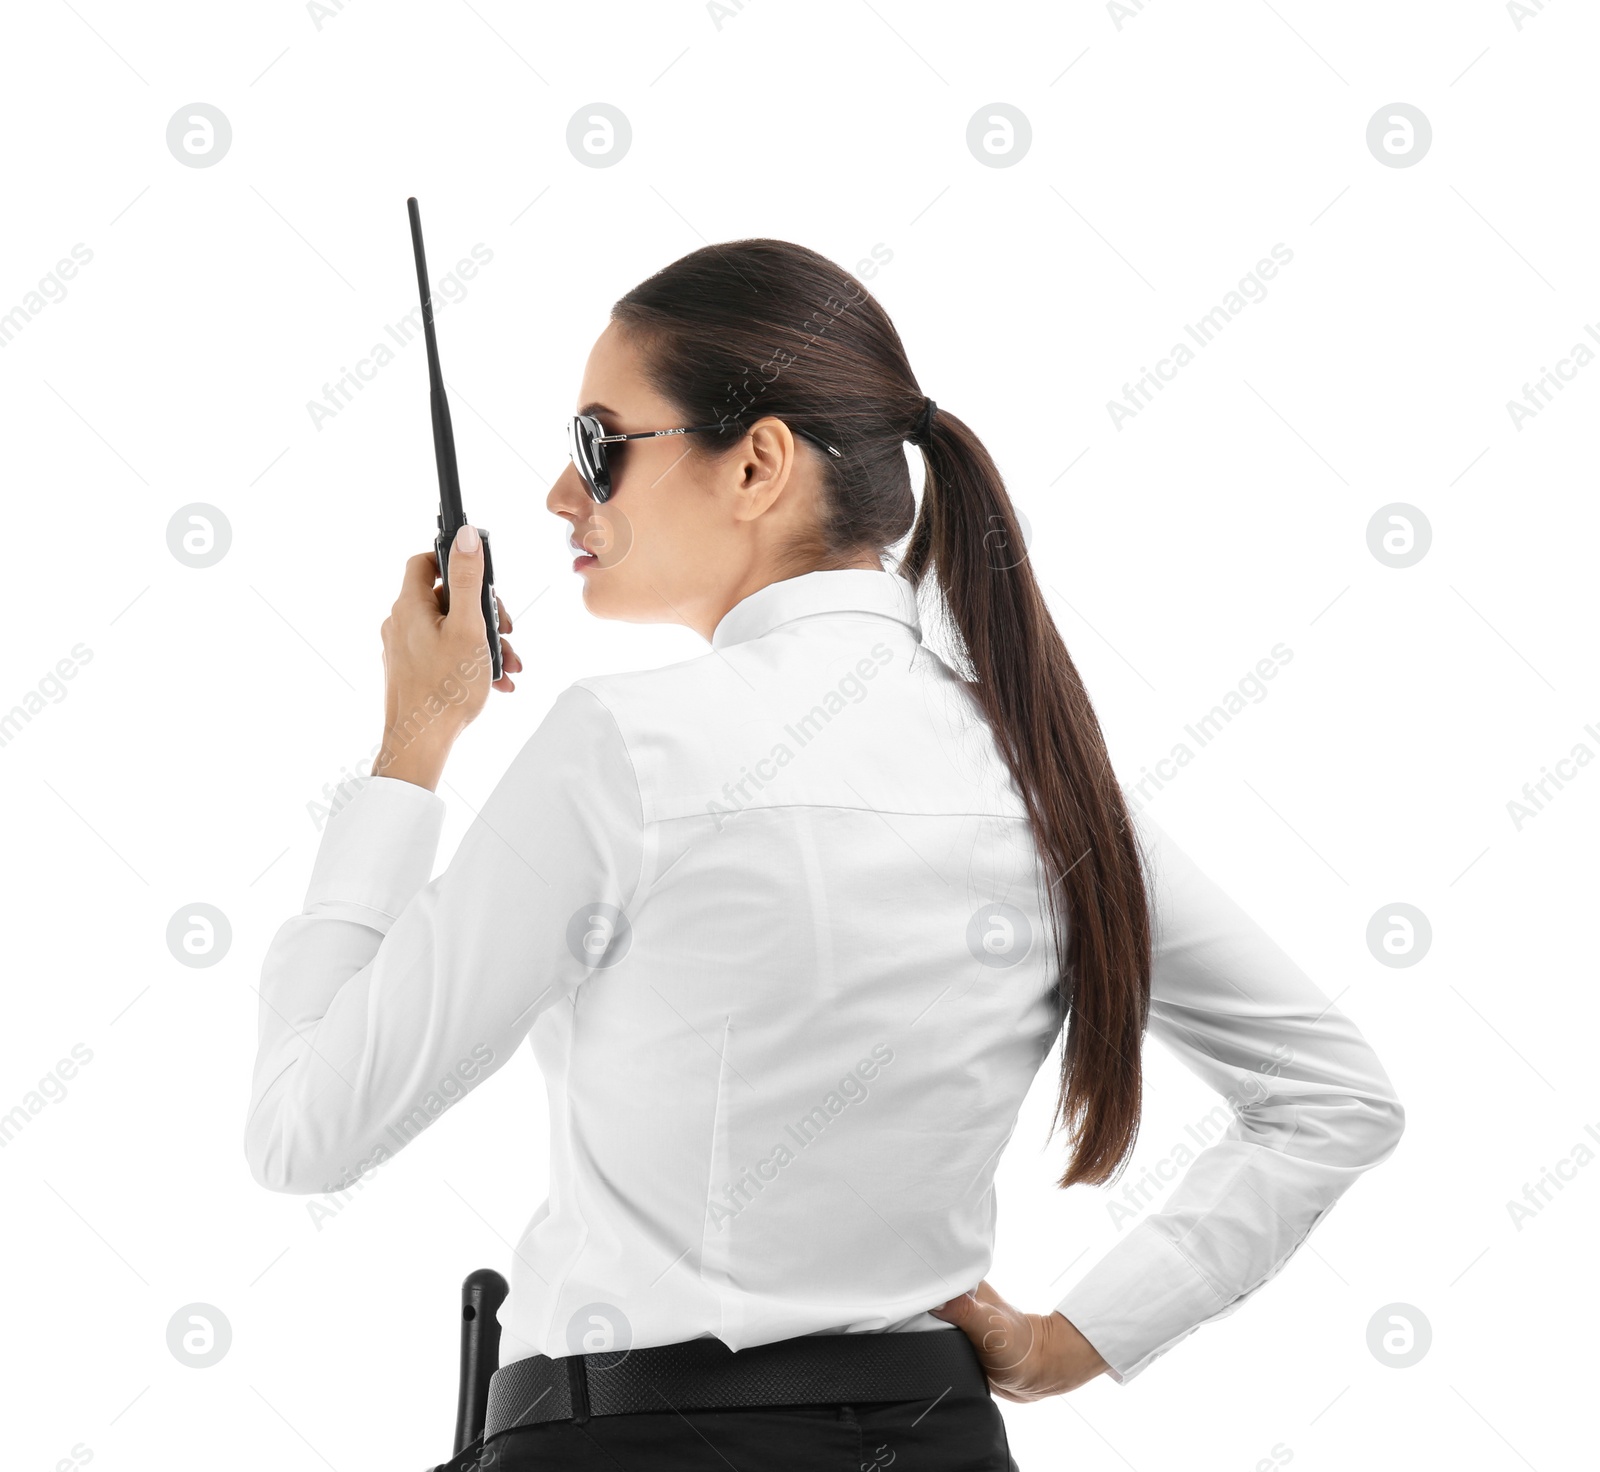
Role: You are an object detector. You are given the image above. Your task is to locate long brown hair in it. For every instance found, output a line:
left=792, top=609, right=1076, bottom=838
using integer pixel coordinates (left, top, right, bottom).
left=612, top=239, right=1151, bottom=1187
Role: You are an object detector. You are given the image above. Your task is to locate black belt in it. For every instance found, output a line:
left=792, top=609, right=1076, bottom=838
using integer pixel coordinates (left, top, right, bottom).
left=482, top=1327, right=987, bottom=1441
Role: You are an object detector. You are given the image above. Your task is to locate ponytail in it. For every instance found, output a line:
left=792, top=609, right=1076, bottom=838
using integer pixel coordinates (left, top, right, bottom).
left=902, top=405, right=1152, bottom=1187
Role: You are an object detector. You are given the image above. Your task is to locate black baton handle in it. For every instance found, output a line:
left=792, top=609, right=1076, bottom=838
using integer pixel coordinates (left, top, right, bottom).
left=454, top=1267, right=509, bottom=1457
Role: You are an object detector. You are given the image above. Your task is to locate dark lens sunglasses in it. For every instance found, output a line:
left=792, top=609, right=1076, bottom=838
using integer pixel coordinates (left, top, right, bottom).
left=566, top=413, right=842, bottom=503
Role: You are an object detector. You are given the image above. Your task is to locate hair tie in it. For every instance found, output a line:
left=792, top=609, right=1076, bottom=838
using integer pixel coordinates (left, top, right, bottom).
left=907, top=396, right=937, bottom=448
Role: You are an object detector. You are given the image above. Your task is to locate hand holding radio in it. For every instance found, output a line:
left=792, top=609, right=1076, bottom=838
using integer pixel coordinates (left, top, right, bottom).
left=374, top=532, right=522, bottom=792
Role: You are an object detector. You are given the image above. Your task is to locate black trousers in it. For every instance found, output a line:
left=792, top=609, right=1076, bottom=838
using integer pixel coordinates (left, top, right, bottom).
left=473, top=1387, right=1019, bottom=1471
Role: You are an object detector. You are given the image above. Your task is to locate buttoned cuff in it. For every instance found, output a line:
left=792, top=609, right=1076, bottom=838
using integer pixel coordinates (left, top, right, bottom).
left=1054, top=1224, right=1226, bottom=1384
left=303, top=775, right=446, bottom=926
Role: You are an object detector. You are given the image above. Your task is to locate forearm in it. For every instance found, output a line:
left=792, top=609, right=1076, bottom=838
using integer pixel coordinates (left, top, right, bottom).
left=245, top=777, right=447, bottom=1192
left=1052, top=810, right=1407, bottom=1382
left=242, top=684, right=646, bottom=1197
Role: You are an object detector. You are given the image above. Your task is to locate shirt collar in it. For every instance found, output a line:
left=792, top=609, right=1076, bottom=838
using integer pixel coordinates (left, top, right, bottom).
left=711, top=567, right=922, bottom=651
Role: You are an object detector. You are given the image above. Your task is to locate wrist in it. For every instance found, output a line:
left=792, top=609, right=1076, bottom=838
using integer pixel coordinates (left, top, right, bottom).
left=373, top=730, right=454, bottom=792
left=1043, top=1311, right=1109, bottom=1393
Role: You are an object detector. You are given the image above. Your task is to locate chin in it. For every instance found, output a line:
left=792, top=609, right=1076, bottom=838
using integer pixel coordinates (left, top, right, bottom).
left=579, top=568, right=635, bottom=622
left=580, top=571, right=679, bottom=627
left=579, top=574, right=617, bottom=619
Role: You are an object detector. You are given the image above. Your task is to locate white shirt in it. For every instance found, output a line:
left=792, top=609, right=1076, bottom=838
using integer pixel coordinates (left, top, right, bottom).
left=244, top=566, right=1404, bottom=1382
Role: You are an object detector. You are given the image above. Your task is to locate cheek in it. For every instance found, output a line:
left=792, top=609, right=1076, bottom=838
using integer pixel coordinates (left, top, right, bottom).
left=576, top=500, right=654, bottom=615
left=581, top=504, right=634, bottom=563
left=585, top=458, right=718, bottom=614
left=610, top=471, right=698, bottom=571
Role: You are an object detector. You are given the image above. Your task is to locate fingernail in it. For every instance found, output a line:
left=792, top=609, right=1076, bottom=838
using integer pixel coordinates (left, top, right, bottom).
left=454, top=523, right=481, bottom=554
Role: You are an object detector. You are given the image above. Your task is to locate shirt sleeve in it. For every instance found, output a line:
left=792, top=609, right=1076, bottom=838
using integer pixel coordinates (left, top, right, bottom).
left=1053, top=808, right=1405, bottom=1383
left=243, top=682, right=643, bottom=1195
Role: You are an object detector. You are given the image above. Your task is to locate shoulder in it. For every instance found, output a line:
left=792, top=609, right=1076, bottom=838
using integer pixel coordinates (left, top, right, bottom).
left=571, top=646, right=757, bottom=729
left=558, top=647, right=783, bottom=824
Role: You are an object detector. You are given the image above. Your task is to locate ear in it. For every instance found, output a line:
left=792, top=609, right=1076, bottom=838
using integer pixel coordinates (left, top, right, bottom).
left=728, top=417, right=801, bottom=525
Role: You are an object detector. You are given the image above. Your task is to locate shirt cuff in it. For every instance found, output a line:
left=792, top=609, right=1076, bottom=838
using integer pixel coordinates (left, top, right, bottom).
left=303, top=774, right=446, bottom=925
left=1054, top=1224, right=1226, bottom=1384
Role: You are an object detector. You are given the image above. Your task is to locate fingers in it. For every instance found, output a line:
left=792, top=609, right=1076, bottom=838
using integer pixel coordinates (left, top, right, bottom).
left=938, top=1281, right=1034, bottom=1375
left=936, top=1281, right=1083, bottom=1401
left=931, top=1277, right=997, bottom=1328
left=390, top=542, right=522, bottom=705
left=930, top=1290, right=980, bottom=1329
left=398, top=551, right=440, bottom=606
left=489, top=638, right=523, bottom=695
left=444, top=525, right=485, bottom=633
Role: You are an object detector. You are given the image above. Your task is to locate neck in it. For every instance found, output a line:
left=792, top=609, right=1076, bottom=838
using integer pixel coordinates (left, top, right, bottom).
left=698, top=551, right=885, bottom=643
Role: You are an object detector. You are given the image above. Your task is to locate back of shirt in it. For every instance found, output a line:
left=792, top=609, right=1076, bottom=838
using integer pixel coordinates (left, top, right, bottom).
left=530, top=584, right=1063, bottom=1358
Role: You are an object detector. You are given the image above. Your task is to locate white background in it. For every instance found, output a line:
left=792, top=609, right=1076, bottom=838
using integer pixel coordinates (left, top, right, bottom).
left=2, top=1, right=1595, bottom=1468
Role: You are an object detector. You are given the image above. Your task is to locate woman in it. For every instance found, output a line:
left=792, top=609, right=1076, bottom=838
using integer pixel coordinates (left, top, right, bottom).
left=245, top=239, right=1405, bottom=1471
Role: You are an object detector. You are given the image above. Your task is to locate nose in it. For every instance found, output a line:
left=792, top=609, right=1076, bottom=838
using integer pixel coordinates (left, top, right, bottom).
left=546, top=458, right=595, bottom=520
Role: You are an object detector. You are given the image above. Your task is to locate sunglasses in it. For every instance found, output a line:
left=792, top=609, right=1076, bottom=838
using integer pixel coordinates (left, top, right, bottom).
left=566, top=413, right=842, bottom=503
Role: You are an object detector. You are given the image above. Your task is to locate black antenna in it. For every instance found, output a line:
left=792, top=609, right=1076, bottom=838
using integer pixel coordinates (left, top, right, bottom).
left=407, top=196, right=464, bottom=538
left=403, top=196, right=503, bottom=682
